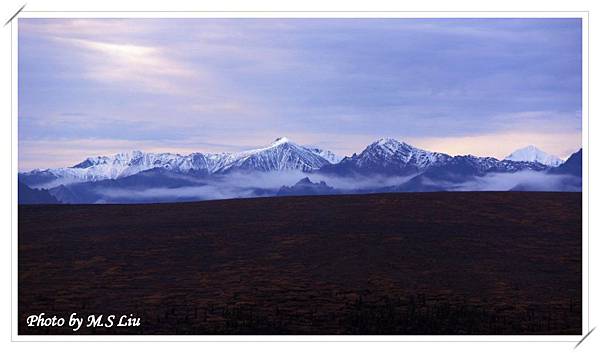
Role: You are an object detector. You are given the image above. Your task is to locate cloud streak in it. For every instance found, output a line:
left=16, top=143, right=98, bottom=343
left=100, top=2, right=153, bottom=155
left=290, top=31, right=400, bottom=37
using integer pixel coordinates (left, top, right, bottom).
left=454, top=171, right=580, bottom=192
left=61, top=38, right=195, bottom=95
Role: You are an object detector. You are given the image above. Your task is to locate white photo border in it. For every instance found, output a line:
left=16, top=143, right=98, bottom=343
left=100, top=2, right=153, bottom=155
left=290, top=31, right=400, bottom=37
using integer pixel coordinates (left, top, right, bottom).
left=10, top=10, right=590, bottom=342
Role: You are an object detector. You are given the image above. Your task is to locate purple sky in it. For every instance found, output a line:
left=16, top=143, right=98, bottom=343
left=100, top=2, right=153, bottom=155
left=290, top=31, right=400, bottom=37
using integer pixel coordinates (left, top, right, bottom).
left=18, top=18, right=582, bottom=170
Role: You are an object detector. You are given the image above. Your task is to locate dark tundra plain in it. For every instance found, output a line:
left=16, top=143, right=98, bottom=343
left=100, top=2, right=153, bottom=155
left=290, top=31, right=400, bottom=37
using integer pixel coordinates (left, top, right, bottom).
left=19, top=192, right=581, bottom=335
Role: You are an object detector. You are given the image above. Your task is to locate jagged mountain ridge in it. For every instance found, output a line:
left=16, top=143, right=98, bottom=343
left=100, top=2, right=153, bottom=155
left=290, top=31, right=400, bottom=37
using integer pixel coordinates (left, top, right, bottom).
left=334, top=138, right=453, bottom=175
left=277, top=177, right=338, bottom=197
left=318, top=139, right=552, bottom=177
left=20, top=137, right=334, bottom=188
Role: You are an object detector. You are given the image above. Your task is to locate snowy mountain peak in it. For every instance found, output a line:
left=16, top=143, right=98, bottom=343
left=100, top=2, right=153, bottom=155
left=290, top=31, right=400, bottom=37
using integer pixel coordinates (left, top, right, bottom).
left=271, top=136, right=292, bottom=146
left=366, top=138, right=422, bottom=157
left=368, top=138, right=414, bottom=154
left=376, top=137, right=400, bottom=144
left=218, top=137, right=329, bottom=173
left=374, top=137, right=406, bottom=147
left=505, top=145, right=563, bottom=167
left=345, top=138, right=452, bottom=172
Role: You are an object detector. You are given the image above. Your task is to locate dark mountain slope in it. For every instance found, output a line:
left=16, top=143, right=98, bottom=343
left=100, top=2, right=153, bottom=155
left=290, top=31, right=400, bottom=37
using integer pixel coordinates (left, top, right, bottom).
left=18, top=182, right=59, bottom=204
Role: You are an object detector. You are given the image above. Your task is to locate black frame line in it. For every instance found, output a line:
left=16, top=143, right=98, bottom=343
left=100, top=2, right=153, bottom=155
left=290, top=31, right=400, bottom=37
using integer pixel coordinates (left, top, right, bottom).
left=4, top=4, right=25, bottom=27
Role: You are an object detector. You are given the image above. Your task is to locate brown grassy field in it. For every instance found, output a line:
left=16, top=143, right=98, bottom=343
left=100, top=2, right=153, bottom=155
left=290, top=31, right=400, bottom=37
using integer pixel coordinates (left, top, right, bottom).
left=18, top=192, right=581, bottom=335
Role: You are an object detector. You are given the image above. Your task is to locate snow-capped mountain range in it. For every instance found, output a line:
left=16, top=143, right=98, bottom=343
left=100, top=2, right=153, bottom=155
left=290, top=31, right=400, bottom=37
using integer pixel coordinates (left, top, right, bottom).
left=18, top=137, right=582, bottom=204
left=318, top=138, right=557, bottom=177
left=505, top=145, right=563, bottom=167
left=20, top=137, right=571, bottom=188
left=22, top=137, right=332, bottom=188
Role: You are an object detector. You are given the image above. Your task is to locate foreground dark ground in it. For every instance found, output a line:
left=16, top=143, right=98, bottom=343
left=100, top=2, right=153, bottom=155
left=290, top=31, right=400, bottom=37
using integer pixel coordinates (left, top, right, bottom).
left=19, top=192, right=581, bottom=335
